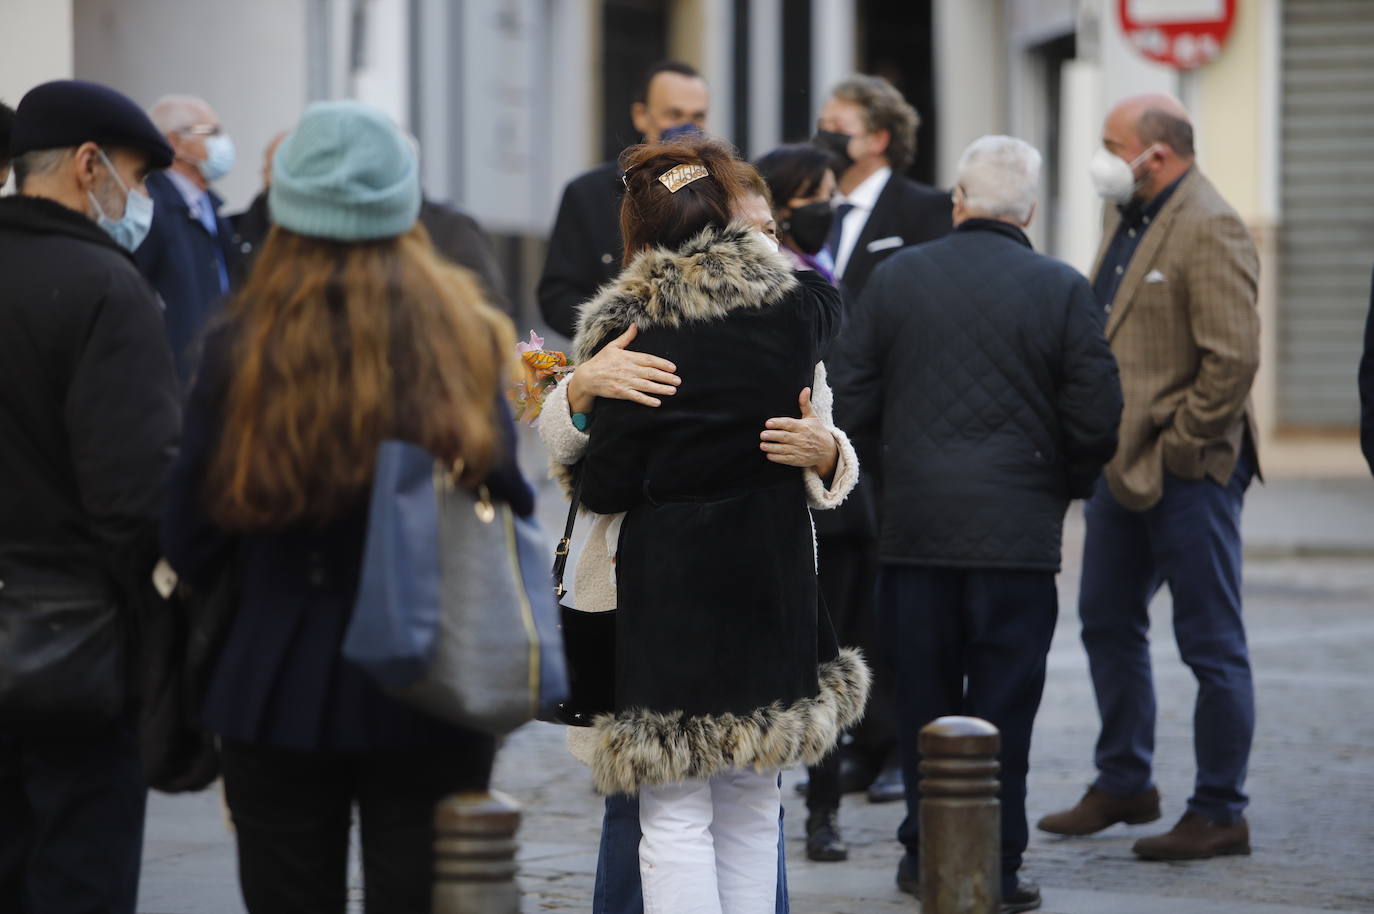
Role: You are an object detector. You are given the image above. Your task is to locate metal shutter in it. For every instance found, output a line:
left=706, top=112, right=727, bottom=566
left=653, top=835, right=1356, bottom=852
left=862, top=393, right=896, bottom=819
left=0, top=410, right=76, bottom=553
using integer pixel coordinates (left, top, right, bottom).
left=1279, top=0, right=1374, bottom=427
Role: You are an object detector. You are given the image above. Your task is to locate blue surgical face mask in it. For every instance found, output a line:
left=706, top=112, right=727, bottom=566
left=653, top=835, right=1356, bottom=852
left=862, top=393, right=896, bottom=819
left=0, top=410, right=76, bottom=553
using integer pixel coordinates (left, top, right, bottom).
left=88, top=149, right=155, bottom=252
left=659, top=123, right=703, bottom=143
left=198, top=133, right=236, bottom=183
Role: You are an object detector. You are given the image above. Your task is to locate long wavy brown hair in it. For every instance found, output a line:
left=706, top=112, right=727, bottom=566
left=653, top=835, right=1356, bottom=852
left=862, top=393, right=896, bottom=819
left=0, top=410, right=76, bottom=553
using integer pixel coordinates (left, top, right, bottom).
left=207, top=223, right=514, bottom=530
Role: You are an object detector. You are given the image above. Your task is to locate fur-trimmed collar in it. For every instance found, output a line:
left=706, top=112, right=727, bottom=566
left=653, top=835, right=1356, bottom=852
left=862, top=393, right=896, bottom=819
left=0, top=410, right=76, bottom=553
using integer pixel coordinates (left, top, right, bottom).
left=572, top=222, right=799, bottom=364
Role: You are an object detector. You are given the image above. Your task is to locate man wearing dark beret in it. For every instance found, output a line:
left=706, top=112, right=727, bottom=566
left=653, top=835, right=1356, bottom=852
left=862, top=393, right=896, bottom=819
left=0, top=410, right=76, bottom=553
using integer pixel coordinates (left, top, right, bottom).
left=0, top=79, right=180, bottom=914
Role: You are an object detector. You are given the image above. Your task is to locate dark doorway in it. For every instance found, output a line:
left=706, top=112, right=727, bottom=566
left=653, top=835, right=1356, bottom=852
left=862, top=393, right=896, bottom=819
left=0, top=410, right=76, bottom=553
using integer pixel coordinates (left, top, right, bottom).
left=780, top=0, right=814, bottom=144
left=857, top=0, right=937, bottom=185
left=601, top=0, right=669, bottom=162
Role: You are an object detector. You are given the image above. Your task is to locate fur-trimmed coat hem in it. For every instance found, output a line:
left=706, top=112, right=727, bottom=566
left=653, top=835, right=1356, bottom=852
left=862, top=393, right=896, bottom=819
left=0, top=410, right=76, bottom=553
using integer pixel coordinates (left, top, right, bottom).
left=588, top=647, right=871, bottom=795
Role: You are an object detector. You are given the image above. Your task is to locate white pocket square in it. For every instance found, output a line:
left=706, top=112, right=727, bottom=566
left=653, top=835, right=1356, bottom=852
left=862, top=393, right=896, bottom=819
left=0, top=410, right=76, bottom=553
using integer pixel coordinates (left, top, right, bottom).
left=866, top=236, right=904, bottom=253
left=1144, top=269, right=1168, bottom=284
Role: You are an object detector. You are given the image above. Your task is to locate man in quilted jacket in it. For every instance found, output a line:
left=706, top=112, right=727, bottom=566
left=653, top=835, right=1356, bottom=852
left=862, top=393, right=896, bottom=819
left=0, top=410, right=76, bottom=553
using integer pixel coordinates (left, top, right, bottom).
left=831, top=135, right=1122, bottom=913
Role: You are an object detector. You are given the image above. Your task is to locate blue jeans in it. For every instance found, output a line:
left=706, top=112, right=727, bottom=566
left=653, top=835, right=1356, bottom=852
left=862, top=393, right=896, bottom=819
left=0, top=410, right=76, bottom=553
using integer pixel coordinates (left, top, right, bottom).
left=1079, top=452, right=1255, bottom=824
left=594, top=787, right=790, bottom=914
left=880, top=565, right=1058, bottom=894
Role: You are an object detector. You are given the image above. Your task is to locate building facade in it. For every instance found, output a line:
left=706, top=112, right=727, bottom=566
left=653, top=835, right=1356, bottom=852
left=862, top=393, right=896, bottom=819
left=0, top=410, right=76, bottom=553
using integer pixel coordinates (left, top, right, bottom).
left=4, top=0, right=1368, bottom=473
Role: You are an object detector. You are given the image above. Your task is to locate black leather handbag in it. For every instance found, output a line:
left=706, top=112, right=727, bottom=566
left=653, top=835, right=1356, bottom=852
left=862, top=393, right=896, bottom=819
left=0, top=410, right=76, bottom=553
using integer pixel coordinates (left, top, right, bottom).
left=139, top=556, right=238, bottom=793
left=552, top=468, right=616, bottom=727
left=0, top=565, right=125, bottom=726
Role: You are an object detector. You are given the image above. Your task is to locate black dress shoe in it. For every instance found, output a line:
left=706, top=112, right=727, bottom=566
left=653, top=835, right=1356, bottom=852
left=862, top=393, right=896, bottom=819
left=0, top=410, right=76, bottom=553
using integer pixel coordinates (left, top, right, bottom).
left=804, top=809, right=849, bottom=862
left=1001, top=878, right=1042, bottom=912
left=895, top=852, right=918, bottom=895
left=866, top=763, right=905, bottom=804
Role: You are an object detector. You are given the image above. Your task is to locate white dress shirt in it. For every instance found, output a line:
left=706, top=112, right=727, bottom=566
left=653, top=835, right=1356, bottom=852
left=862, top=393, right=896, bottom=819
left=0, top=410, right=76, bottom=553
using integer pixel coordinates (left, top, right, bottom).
left=833, top=165, right=891, bottom=280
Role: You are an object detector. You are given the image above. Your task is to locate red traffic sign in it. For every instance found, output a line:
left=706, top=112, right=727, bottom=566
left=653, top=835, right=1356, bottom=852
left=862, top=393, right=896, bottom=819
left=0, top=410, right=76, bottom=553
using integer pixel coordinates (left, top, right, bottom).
left=1118, top=0, right=1237, bottom=70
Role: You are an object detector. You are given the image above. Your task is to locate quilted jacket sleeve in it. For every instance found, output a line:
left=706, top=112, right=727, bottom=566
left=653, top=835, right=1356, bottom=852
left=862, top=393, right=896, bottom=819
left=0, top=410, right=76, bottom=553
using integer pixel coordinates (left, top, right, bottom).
left=1056, top=277, right=1124, bottom=498
left=828, top=260, right=894, bottom=445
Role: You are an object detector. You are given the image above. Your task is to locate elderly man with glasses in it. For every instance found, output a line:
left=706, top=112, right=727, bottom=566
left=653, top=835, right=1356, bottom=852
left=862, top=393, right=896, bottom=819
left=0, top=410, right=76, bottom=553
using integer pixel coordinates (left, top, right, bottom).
left=831, top=135, right=1123, bottom=913
left=135, top=94, right=240, bottom=382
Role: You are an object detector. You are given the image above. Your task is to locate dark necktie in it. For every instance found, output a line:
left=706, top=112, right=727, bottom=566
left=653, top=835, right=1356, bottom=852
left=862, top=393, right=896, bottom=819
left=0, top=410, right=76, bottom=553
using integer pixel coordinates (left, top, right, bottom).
left=196, top=195, right=230, bottom=294
left=823, top=202, right=855, bottom=262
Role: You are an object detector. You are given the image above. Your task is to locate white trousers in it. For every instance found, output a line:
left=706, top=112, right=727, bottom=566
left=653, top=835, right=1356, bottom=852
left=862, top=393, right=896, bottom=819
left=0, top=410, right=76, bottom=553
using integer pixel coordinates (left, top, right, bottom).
left=638, top=768, right=781, bottom=914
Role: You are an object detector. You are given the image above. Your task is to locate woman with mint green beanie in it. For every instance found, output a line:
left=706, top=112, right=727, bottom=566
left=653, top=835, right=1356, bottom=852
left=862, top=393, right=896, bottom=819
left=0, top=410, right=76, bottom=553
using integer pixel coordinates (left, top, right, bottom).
left=162, top=100, right=531, bottom=913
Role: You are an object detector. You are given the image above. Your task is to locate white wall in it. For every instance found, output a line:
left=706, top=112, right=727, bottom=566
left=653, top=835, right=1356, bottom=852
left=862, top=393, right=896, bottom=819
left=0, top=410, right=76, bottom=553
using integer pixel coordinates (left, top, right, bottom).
left=73, top=0, right=311, bottom=211
left=1, top=0, right=74, bottom=193
left=811, top=0, right=857, bottom=120
left=1, top=0, right=73, bottom=100
left=933, top=0, right=1005, bottom=188
left=351, top=0, right=410, bottom=128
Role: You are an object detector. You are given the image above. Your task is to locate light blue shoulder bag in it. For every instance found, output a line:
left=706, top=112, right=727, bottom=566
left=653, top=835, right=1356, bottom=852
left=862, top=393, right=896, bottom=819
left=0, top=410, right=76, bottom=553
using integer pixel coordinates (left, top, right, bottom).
left=344, top=440, right=567, bottom=734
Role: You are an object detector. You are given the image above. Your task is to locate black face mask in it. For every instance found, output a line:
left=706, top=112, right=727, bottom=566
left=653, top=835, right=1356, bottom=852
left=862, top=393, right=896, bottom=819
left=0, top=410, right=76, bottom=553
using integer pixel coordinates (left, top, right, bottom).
left=781, top=201, right=835, bottom=255
left=812, top=129, right=855, bottom=173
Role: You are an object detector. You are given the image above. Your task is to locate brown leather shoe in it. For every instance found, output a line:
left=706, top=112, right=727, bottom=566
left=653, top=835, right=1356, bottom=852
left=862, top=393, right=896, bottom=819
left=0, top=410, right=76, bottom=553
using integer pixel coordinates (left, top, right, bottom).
left=1036, top=786, right=1161, bottom=836
left=1132, top=811, right=1251, bottom=860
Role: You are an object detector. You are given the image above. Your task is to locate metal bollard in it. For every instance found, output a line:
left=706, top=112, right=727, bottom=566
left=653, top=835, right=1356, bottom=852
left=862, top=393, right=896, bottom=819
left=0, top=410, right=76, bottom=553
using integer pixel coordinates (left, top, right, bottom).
left=918, top=716, right=1001, bottom=914
left=433, top=790, right=521, bottom=914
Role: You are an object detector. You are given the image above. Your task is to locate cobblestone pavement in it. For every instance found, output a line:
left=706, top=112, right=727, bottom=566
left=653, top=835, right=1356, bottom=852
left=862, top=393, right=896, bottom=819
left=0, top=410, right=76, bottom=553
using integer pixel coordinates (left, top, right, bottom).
left=499, top=471, right=1374, bottom=914
left=137, top=455, right=1374, bottom=913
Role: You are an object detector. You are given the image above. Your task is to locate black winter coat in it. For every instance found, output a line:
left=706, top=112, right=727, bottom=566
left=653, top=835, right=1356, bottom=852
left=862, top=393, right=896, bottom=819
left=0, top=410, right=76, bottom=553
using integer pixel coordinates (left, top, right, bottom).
left=572, top=224, right=870, bottom=796
left=537, top=162, right=623, bottom=338
left=832, top=219, right=1122, bottom=571
left=0, top=195, right=180, bottom=584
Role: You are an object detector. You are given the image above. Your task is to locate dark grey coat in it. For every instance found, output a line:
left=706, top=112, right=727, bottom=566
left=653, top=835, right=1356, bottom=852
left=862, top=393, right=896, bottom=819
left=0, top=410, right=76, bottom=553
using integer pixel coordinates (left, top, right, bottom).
left=831, top=219, right=1123, bottom=571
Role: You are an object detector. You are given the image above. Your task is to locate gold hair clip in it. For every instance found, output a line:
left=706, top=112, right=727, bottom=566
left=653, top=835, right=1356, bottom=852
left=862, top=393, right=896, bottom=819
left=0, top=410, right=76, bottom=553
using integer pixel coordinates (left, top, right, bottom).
left=658, top=163, right=710, bottom=193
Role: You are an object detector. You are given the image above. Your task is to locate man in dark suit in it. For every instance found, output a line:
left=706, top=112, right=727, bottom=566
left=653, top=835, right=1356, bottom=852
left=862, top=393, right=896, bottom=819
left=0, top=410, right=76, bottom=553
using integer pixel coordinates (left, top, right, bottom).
left=806, top=74, right=953, bottom=810
left=537, top=61, right=709, bottom=338
left=135, top=94, right=240, bottom=382
left=815, top=75, right=953, bottom=301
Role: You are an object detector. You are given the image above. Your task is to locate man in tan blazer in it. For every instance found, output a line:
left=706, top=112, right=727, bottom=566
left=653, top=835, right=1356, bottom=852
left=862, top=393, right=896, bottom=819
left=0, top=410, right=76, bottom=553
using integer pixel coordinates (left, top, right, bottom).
left=1038, top=95, right=1261, bottom=861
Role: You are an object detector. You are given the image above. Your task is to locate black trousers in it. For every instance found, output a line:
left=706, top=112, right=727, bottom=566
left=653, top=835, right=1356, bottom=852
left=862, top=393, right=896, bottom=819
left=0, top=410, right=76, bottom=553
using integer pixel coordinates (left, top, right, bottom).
left=807, top=535, right=894, bottom=811
left=880, top=565, right=1058, bottom=892
left=0, top=719, right=146, bottom=914
left=220, top=736, right=496, bottom=914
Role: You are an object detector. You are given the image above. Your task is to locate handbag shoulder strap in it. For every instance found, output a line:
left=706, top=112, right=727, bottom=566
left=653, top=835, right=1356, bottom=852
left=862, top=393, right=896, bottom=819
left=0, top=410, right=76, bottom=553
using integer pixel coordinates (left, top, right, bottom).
left=552, top=464, right=584, bottom=599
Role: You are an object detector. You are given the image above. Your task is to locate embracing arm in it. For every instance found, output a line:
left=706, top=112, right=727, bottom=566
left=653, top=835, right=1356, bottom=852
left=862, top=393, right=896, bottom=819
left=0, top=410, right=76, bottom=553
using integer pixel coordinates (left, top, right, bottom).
left=796, top=269, right=843, bottom=359
left=578, top=394, right=655, bottom=515
left=537, top=324, right=680, bottom=490
left=762, top=363, right=860, bottom=509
